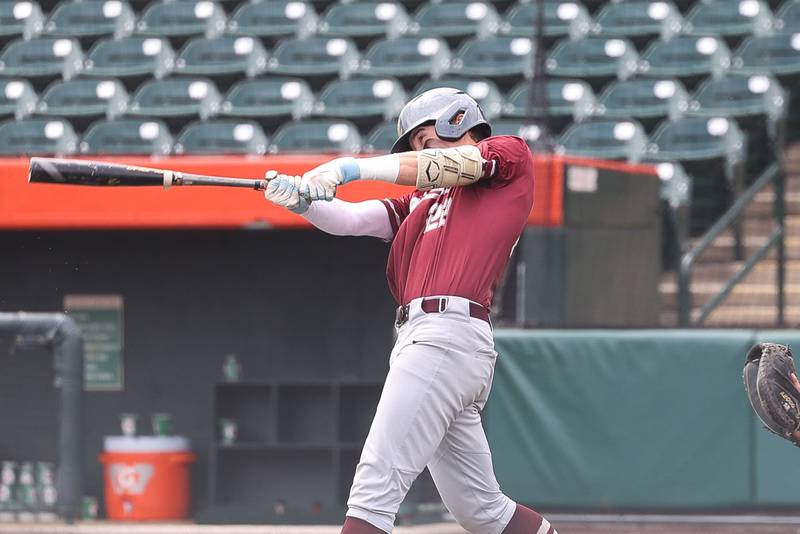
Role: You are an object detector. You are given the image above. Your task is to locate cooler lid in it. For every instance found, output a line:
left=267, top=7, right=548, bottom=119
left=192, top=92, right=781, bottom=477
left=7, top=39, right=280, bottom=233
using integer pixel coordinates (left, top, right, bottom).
left=103, top=436, right=190, bottom=453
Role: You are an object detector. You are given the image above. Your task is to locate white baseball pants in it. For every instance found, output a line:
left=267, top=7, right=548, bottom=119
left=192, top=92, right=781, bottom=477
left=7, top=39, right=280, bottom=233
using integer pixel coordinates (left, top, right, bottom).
left=346, top=296, right=517, bottom=534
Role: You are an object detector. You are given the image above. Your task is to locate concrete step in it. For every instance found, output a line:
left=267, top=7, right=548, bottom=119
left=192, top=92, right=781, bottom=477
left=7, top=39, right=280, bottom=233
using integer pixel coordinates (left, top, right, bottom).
left=743, top=190, right=800, bottom=217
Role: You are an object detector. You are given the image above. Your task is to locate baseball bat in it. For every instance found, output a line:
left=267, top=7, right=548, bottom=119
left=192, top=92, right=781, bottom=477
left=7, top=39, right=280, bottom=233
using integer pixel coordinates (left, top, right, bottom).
left=28, top=157, right=272, bottom=191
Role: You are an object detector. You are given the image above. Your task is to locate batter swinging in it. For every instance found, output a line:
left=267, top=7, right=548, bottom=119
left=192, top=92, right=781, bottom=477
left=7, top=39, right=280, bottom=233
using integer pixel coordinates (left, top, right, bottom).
left=263, top=88, right=557, bottom=534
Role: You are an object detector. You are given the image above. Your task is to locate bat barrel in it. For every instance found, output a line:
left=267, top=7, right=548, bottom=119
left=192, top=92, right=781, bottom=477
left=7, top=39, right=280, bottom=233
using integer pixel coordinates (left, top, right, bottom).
left=28, top=158, right=169, bottom=187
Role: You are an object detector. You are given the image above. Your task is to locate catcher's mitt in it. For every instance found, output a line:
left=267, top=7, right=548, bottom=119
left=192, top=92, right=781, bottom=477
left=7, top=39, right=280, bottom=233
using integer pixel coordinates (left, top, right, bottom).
left=743, top=343, right=800, bottom=447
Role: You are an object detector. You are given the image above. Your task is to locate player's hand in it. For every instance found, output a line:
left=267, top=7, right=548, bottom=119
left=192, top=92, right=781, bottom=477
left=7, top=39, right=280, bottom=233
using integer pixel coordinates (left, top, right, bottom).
left=264, top=171, right=309, bottom=214
left=300, top=162, right=344, bottom=202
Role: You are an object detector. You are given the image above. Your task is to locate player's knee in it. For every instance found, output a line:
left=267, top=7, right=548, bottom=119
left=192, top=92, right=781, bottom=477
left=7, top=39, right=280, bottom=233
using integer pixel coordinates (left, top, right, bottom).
left=445, top=492, right=515, bottom=534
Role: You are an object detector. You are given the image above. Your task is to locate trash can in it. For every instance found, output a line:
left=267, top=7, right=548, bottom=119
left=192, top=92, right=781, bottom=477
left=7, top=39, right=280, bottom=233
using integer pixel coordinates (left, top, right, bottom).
left=98, top=436, right=195, bottom=520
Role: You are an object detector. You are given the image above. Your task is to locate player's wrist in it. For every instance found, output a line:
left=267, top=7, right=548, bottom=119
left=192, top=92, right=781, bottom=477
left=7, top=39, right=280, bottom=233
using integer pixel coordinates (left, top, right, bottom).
left=335, top=155, right=400, bottom=185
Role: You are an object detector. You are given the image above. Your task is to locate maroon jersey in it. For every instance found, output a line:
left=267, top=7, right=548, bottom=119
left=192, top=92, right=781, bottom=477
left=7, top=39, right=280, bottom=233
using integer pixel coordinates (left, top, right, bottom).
left=379, top=135, right=534, bottom=308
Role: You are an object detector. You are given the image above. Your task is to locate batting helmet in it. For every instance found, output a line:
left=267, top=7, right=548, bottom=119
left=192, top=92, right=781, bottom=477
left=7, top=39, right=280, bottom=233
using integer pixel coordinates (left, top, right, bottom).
left=391, top=87, right=492, bottom=154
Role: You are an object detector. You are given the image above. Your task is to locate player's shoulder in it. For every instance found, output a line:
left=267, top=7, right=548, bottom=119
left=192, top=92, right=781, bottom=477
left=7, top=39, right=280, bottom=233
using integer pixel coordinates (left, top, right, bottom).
left=478, top=135, right=533, bottom=157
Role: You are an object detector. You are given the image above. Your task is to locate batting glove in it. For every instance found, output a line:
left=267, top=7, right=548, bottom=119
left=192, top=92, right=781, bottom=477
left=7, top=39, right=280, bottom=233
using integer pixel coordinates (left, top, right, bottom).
left=300, top=158, right=360, bottom=202
left=264, top=171, right=309, bottom=214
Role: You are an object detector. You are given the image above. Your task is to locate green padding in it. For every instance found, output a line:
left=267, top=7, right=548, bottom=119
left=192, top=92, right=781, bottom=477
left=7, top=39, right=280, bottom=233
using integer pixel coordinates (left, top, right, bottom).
left=752, top=331, right=800, bottom=504
left=488, top=329, right=756, bottom=508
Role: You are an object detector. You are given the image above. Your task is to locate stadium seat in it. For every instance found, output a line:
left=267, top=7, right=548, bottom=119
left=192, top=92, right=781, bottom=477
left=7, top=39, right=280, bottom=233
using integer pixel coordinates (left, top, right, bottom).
left=685, top=0, right=775, bottom=49
left=136, top=0, right=226, bottom=43
left=0, top=79, right=37, bottom=119
left=492, top=118, right=551, bottom=145
left=775, top=0, right=800, bottom=32
left=0, top=37, right=83, bottom=86
left=0, top=1, right=44, bottom=44
left=318, top=2, right=409, bottom=42
left=504, top=79, right=595, bottom=134
left=80, top=117, right=172, bottom=154
left=731, top=34, right=800, bottom=77
left=0, top=117, right=77, bottom=154
left=639, top=35, right=731, bottom=89
left=269, top=36, right=360, bottom=86
left=363, top=119, right=396, bottom=152
left=546, top=37, right=639, bottom=91
left=228, top=0, right=317, bottom=41
left=269, top=119, right=362, bottom=153
left=35, top=78, right=128, bottom=131
left=501, top=1, right=591, bottom=44
left=591, top=1, right=683, bottom=47
left=174, top=36, right=268, bottom=87
left=412, top=1, right=500, bottom=43
left=649, top=116, right=746, bottom=233
left=174, top=119, right=268, bottom=154
left=127, top=77, right=221, bottom=131
left=450, top=36, right=535, bottom=83
left=83, top=37, right=175, bottom=86
left=595, top=78, right=689, bottom=131
left=220, top=77, right=313, bottom=127
left=314, top=77, right=407, bottom=130
left=43, top=0, right=135, bottom=43
left=557, top=118, right=648, bottom=161
left=360, top=36, right=450, bottom=83
left=413, top=77, right=504, bottom=120
left=689, top=73, right=786, bottom=177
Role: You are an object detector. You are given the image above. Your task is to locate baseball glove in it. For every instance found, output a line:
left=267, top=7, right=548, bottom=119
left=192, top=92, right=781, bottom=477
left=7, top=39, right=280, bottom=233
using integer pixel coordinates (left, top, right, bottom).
left=743, top=343, right=800, bottom=447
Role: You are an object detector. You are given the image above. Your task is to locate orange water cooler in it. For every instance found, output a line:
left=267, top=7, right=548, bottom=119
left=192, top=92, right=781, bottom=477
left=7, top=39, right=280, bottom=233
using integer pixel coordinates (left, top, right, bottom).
left=99, top=436, right=195, bottom=520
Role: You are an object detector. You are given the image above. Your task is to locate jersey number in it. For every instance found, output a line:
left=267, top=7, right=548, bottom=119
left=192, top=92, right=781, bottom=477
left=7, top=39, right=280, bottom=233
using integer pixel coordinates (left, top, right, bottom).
left=424, top=193, right=453, bottom=233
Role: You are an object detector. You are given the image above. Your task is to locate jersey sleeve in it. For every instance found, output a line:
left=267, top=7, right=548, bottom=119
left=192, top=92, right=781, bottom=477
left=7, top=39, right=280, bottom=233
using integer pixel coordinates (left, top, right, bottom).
left=380, top=193, right=412, bottom=237
left=478, top=135, right=534, bottom=185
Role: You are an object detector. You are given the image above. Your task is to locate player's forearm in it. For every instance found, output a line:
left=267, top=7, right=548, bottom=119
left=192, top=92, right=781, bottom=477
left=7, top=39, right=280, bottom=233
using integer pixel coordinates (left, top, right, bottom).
left=337, top=146, right=490, bottom=190
left=302, top=198, right=393, bottom=240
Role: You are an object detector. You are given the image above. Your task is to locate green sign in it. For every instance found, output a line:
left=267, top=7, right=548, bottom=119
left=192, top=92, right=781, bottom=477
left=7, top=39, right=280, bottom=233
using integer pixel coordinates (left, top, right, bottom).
left=64, top=295, right=124, bottom=391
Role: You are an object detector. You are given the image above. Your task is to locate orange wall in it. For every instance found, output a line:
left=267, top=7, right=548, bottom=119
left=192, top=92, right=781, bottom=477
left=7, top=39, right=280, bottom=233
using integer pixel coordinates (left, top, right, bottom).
left=0, top=154, right=650, bottom=230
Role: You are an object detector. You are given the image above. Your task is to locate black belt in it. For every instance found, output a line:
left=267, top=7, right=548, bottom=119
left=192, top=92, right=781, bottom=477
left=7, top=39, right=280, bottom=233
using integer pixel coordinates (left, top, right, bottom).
left=395, top=297, right=491, bottom=327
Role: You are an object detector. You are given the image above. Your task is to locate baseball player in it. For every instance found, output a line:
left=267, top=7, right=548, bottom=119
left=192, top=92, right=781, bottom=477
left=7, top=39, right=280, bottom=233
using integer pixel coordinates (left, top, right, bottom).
left=264, top=88, right=557, bottom=534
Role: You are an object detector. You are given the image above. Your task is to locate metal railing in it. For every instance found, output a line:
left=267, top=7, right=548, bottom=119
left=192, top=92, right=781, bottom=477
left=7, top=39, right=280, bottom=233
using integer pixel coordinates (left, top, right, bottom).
left=677, top=162, right=786, bottom=326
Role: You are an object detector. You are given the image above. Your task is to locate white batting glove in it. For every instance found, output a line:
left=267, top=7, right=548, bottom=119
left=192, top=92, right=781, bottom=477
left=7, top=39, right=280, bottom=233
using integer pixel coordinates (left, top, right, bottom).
left=264, top=171, right=309, bottom=214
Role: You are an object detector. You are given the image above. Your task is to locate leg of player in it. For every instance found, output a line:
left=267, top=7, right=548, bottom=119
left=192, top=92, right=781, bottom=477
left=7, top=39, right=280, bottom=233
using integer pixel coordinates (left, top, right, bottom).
left=343, top=319, right=494, bottom=533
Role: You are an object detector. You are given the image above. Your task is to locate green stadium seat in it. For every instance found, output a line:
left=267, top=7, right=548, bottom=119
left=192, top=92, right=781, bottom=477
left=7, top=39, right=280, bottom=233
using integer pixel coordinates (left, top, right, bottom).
left=450, top=36, right=535, bottom=81
left=0, top=79, right=37, bottom=119
left=640, top=35, right=732, bottom=89
left=175, top=36, right=268, bottom=81
left=0, top=117, right=77, bottom=154
left=591, top=1, right=683, bottom=46
left=686, top=0, right=774, bottom=49
left=35, top=78, right=127, bottom=131
left=648, top=116, right=746, bottom=233
left=269, top=36, right=360, bottom=83
left=412, top=1, right=500, bottom=41
left=363, top=119, right=396, bottom=152
left=228, top=0, right=317, bottom=41
left=174, top=119, right=268, bottom=155
left=775, top=0, right=800, bottom=32
left=557, top=118, right=648, bottom=161
left=315, top=78, right=407, bottom=128
left=502, top=1, right=591, bottom=43
left=83, top=37, right=175, bottom=84
left=504, top=79, right=595, bottom=134
left=44, top=0, right=135, bottom=42
left=0, top=1, right=44, bottom=42
left=136, top=0, right=226, bottom=41
left=79, top=117, right=172, bottom=154
left=0, top=37, right=83, bottom=84
left=596, top=78, right=689, bottom=131
left=546, top=37, right=639, bottom=90
left=731, top=34, right=800, bottom=77
left=220, top=77, right=313, bottom=125
left=689, top=73, right=786, bottom=177
left=413, top=77, right=504, bottom=120
left=127, top=77, right=221, bottom=130
left=319, top=2, right=409, bottom=41
left=270, top=119, right=362, bottom=153
left=360, top=36, right=450, bottom=81
left=491, top=118, right=549, bottom=145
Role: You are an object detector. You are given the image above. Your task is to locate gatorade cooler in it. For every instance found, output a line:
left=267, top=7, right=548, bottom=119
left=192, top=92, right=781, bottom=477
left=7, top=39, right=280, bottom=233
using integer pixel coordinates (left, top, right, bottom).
left=99, top=436, right=195, bottom=520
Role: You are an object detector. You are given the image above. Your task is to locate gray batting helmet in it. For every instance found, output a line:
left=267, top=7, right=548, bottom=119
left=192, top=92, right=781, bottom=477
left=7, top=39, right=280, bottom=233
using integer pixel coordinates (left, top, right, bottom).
left=391, top=87, right=492, bottom=154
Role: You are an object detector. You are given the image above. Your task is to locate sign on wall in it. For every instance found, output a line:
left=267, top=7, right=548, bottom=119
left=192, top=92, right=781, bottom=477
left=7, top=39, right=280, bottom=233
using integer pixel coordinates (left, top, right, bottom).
left=64, top=294, right=124, bottom=391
